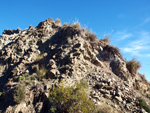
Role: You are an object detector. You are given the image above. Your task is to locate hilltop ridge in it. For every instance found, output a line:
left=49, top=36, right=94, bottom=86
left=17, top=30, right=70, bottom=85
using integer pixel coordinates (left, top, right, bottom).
left=0, top=18, right=150, bottom=113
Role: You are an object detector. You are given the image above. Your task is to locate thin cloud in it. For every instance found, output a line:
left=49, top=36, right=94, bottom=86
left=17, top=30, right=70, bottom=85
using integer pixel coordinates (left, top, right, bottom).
left=143, top=17, right=150, bottom=24
left=112, top=31, right=132, bottom=41
left=137, top=17, right=150, bottom=27
left=121, top=31, right=150, bottom=57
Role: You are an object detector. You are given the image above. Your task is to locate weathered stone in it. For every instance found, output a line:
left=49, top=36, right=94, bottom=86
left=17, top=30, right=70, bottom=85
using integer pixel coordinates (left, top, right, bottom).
left=104, top=94, right=112, bottom=99
left=99, top=89, right=110, bottom=94
left=115, top=96, right=123, bottom=102
left=0, top=18, right=149, bottom=113
left=48, top=69, right=60, bottom=78
left=35, top=102, right=43, bottom=113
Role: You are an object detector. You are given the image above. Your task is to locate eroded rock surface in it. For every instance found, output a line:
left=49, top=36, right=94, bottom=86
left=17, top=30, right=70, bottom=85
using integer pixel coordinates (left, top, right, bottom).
left=0, top=18, right=150, bottom=113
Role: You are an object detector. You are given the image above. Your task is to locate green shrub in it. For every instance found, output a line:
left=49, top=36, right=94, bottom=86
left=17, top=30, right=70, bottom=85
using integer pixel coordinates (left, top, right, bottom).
left=0, top=92, right=2, bottom=96
left=146, top=94, right=150, bottom=99
left=49, top=80, right=95, bottom=113
left=126, top=58, right=141, bottom=74
left=14, top=84, right=25, bottom=104
left=137, top=97, right=150, bottom=113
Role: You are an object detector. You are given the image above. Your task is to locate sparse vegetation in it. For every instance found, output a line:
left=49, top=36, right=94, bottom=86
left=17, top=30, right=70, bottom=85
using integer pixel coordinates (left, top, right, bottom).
left=47, top=18, right=53, bottom=22
left=103, top=45, right=123, bottom=60
left=0, top=92, right=2, bottom=96
left=86, top=32, right=97, bottom=41
left=63, top=23, right=69, bottom=27
left=101, top=36, right=110, bottom=44
left=14, top=84, right=25, bottom=104
left=36, top=65, right=48, bottom=80
left=146, top=94, right=150, bottom=99
left=55, top=18, right=61, bottom=24
left=137, top=97, right=150, bottom=113
left=48, top=80, right=95, bottom=113
left=126, top=58, right=141, bottom=74
left=72, top=22, right=81, bottom=30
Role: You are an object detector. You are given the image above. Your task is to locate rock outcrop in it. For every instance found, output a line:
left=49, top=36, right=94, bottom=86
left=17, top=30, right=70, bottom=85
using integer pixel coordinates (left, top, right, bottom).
left=0, top=18, right=150, bottom=113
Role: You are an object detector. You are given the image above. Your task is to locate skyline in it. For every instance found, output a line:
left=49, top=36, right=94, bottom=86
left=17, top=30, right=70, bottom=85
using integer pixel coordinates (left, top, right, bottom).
left=0, top=0, right=150, bottom=81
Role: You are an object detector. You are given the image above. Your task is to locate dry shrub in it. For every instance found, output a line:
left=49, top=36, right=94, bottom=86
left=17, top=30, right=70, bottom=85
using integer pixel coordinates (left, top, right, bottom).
left=36, top=65, right=48, bottom=80
left=72, top=22, right=81, bottom=30
left=55, top=18, right=61, bottom=24
left=63, top=23, right=69, bottom=27
left=14, top=84, right=25, bottom=104
left=103, top=45, right=123, bottom=59
left=126, top=58, right=141, bottom=74
left=86, top=33, right=97, bottom=41
left=101, top=36, right=110, bottom=44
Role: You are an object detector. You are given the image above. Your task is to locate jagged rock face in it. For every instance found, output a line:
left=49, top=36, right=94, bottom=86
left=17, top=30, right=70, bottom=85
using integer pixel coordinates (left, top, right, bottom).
left=0, top=19, right=150, bottom=113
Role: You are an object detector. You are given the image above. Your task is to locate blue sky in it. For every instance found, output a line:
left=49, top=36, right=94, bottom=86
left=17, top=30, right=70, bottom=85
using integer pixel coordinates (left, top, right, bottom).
left=0, top=0, right=150, bottom=81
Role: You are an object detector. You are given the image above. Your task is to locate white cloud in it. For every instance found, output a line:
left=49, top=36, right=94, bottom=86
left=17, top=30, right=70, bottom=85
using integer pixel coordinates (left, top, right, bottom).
left=143, top=17, right=150, bottom=24
left=112, top=31, right=132, bottom=41
left=121, top=31, right=150, bottom=57
left=147, top=54, right=150, bottom=57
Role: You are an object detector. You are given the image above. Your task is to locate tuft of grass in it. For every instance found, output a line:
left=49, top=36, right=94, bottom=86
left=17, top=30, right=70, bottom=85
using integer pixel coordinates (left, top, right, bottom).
left=63, top=23, right=69, bottom=27
left=72, top=22, right=81, bottom=30
left=126, top=58, right=141, bottom=74
left=101, top=36, right=110, bottom=44
left=48, top=80, right=95, bottom=113
left=86, top=33, right=97, bottom=41
left=36, top=65, right=48, bottom=80
left=137, top=97, right=150, bottom=113
left=55, top=18, right=61, bottom=25
left=14, top=84, right=25, bottom=104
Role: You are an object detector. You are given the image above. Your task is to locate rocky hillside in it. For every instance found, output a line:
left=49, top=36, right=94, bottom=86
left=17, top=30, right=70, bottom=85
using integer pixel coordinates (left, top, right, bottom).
left=0, top=18, right=150, bottom=113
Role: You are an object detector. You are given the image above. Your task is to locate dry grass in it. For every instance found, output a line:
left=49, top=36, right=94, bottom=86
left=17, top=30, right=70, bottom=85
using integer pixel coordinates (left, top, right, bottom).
left=72, top=22, right=81, bottom=30
left=126, top=58, right=141, bottom=74
left=101, top=36, right=110, bottom=44
left=36, top=65, right=48, bottom=80
left=14, top=84, right=25, bottom=104
left=55, top=18, right=61, bottom=24
left=86, top=33, right=97, bottom=41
